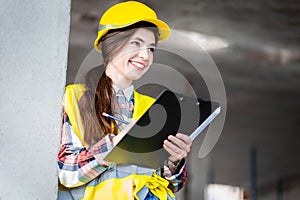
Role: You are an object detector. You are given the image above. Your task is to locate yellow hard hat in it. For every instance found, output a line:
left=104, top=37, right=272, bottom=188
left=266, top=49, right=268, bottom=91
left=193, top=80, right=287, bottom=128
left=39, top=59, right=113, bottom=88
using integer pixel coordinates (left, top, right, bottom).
left=94, top=1, right=170, bottom=51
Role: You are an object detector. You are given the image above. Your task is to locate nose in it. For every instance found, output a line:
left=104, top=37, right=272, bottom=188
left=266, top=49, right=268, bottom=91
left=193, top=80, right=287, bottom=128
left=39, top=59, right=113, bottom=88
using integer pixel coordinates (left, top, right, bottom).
left=138, top=47, right=150, bottom=60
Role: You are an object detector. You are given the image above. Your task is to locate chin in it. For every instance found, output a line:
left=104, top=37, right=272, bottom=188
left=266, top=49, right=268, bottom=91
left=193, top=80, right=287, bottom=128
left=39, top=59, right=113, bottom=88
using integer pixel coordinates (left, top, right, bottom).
left=127, top=71, right=145, bottom=81
left=129, top=75, right=143, bottom=81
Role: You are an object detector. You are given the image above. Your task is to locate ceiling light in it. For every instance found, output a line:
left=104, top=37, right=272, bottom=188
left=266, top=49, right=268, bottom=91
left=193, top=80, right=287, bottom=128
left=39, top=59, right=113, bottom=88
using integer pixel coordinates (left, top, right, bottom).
left=176, top=29, right=229, bottom=51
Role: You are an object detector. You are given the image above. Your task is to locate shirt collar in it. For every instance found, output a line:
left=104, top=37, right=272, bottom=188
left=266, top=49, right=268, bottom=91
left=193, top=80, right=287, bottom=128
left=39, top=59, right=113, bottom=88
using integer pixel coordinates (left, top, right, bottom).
left=112, top=84, right=134, bottom=101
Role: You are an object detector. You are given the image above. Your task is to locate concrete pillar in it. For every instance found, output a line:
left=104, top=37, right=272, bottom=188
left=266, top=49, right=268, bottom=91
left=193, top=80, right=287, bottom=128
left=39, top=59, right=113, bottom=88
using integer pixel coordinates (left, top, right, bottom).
left=0, top=0, right=70, bottom=199
left=186, top=138, right=210, bottom=200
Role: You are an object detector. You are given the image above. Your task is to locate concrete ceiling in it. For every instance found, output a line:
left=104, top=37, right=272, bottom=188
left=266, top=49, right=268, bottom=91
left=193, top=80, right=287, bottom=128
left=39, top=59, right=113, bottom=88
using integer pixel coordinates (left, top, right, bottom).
left=67, top=0, right=300, bottom=197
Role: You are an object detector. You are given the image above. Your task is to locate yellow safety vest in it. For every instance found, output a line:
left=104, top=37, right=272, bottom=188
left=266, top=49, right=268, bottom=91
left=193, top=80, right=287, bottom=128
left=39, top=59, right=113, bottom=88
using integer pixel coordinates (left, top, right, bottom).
left=63, top=84, right=175, bottom=200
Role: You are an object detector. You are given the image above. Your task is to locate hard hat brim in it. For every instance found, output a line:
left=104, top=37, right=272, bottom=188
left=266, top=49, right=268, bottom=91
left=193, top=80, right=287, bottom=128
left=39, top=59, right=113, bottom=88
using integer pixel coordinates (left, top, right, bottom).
left=94, top=18, right=170, bottom=52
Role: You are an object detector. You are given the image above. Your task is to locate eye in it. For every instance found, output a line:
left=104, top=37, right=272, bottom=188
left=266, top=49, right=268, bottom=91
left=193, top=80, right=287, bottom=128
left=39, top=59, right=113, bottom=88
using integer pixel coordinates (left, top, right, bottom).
left=148, top=47, right=156, bottom=53
left=130, top=40, right=140, bottom=47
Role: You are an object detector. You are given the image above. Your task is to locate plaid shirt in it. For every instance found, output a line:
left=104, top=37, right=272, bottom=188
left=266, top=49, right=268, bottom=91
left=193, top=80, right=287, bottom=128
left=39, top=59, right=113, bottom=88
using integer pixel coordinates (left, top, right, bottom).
left=58, top=87, right=187, bottom=192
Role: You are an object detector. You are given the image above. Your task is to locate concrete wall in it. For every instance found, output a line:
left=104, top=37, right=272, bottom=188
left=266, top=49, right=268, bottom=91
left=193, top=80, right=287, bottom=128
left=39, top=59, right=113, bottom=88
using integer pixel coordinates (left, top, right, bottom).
left=0, top=0, right=70, bottom=199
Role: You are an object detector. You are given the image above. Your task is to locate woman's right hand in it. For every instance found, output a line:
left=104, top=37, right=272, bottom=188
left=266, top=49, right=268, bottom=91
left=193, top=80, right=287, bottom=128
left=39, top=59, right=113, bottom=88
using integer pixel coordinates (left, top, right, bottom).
left=112, top=120, right=137, bottom=146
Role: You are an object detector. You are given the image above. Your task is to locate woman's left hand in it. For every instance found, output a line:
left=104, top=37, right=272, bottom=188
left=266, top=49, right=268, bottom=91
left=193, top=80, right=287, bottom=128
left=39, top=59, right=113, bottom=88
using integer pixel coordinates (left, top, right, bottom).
left=163, top=133, right=192, bottom=169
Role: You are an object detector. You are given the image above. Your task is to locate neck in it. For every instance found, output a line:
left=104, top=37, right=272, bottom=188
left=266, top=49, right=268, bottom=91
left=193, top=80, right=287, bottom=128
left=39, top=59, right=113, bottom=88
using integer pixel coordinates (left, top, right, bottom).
left=105, top=63, right=132, bottom=89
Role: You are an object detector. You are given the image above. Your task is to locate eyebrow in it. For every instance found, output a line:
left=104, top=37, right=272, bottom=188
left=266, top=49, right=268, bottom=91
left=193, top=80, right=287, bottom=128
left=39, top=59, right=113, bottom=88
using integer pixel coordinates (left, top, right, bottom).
left=133, top=37, right=156, bottom=47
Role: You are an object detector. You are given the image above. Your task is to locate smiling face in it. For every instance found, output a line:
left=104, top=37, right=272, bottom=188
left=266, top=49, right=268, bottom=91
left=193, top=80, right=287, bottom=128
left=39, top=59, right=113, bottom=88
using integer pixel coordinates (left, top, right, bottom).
left=105, top=28, right=156, bottom=89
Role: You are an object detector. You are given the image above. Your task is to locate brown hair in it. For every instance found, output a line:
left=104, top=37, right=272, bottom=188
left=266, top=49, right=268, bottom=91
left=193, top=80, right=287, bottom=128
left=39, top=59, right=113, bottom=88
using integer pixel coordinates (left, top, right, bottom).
left=79, top=22, right=158, bottom=146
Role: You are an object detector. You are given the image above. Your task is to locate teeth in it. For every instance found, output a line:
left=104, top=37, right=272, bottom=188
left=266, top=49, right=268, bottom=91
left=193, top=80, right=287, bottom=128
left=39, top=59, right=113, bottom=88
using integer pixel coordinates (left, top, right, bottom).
left=131, top=61, right=144, bottom=69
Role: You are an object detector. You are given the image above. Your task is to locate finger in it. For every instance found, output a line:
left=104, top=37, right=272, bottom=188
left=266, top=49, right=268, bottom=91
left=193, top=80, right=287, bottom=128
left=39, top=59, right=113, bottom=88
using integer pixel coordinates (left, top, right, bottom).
left=163, top=143, right=182, bottom=161
left=168, top=133, right=191, bottom=146
left=163, top=144, right=187, bottom=162
left=167, top=135, right=187, bottom=150
left=176, top=134, right=192, bottom=153
left=171, top=133, right=192, bottom=152
left=164, top=139, right=188, bottom=159
left=168, top=134, right=191, bottom=154
left=163, top=142, right=175, bottom=155
left=175, top=133, right=192, bottom=145
left=98, top=159, right=112, bottom=167
left=163, top=139, right=179, bottom=154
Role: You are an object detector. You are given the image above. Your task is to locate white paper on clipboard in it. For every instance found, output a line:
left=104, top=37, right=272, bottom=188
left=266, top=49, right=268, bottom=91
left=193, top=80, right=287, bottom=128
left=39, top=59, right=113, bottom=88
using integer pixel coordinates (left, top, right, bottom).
left=190, top=107, right=221, bottom=142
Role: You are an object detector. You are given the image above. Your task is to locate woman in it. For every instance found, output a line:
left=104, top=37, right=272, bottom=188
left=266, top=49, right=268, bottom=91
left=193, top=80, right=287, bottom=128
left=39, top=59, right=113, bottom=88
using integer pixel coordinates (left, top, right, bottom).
left=58, top=1, right=191, bottom=199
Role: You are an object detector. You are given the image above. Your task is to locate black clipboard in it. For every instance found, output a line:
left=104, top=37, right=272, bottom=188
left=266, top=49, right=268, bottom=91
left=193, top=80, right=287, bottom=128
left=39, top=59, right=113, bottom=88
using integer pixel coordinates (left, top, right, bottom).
left=104, top=89, right=220, bottom=169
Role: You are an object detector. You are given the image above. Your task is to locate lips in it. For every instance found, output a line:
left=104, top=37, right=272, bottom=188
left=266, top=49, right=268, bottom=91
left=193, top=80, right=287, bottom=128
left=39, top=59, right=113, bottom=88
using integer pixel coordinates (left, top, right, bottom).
left=129, top=60, right=146, bottom=71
